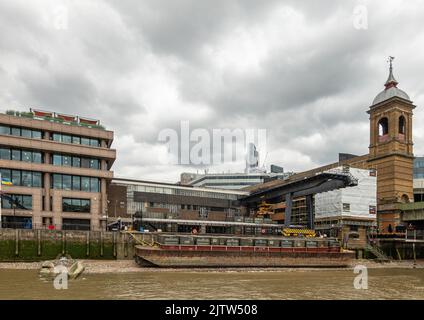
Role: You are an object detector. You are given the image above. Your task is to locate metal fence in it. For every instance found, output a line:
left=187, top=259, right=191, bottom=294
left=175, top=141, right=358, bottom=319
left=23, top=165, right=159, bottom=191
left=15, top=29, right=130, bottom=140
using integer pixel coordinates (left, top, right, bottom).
left=0, top=221, right=104, bottom=232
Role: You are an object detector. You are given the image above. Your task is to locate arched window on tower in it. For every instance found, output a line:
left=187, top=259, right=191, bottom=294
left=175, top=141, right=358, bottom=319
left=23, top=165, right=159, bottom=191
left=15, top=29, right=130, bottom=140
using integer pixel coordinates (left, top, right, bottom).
left=398, top=116, right=406, bottom=141
left=378, top=117, right=389, bottom=142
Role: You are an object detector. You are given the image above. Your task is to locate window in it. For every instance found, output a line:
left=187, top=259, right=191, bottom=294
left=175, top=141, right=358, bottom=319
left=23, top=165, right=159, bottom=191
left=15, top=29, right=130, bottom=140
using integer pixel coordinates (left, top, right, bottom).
left=0, top=169, right=11, bottom=181
left=32, top=172, right=42, bottom=188
left=12, top=170, right=21, bottom=185
left=2, top=197, right=11, bottom=209
left=0, top=126, right=42, bottom=139
left=350, top=225, right=359, bottom=232
left=0, top=148, right=10, bottom=160
left=72, top=176, right=80, bottom=190
left=81, top=177, right=90, bottom=192
left=51, top=174, right=100, bottom=192
left=53, top=133, right=61, bottom=142
left=81, top=158, right=90, bottom=168
left=0, top=170, right=40, bottom=188
left=62, top=135, right=72, bottom=144
left=62, top=175, right=72, bottom=190
left=90, top=159, right=99, bottom=169
left=62, top=198, right=91, bottom=213
left=92, top=177, right=100, bottom=192
left=52, top=134, right=101, bottom=148
left=90, top=139, right=99, bottom=147
left=32, top=130, right=42, bottom=139
left=72, top=157, right=81, bottom=167
left=62, top=155, right=72, bottom=167
left=53, top=154, right=62, bottom=166
left=22, top=195, right=32, bottom=209
left=378, top=117, right=389, bottom=136
left=11, top=149, right=21, bottom=161
left=399, top=116, right=406, bottom=135
left=342, top=203, right=350, bottom=212
left=72, top=136, right=81, bottom=144
left=0, top=125, right=10, bottom=135
left=81, top=137, right=90, bottom=146
left=32, top=152, right=42, bottom=163
left=21, top=171, right=32, bottom=187
left=21, top=129, right=32, bottom=138
left=62, top=218, right=90, bottom=231
left=22, top=150, right=32, bottom=162
left=53, top=174, right=62, bottom=189
left=11, top=127, right=21, bottom=136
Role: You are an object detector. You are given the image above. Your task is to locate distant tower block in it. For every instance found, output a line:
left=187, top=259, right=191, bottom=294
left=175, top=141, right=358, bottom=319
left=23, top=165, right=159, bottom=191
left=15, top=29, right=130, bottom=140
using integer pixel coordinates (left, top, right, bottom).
left=245, top=143, right=260, bottom=173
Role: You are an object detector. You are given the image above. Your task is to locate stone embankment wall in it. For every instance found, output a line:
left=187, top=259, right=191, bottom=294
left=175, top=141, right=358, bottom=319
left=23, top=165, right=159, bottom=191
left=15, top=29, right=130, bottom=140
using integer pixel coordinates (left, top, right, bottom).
left=0, top=228, right=136, bottom=261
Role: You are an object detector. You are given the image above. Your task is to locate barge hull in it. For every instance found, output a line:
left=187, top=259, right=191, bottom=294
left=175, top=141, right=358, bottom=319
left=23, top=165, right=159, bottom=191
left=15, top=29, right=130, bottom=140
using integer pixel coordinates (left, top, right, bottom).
left=135, top=246, right=355, bottom=268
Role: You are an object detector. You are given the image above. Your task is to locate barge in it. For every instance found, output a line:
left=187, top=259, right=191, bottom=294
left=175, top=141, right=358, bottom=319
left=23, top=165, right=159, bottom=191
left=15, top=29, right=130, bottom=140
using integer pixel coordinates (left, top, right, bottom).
left=134, top=235, right=355, bottom=268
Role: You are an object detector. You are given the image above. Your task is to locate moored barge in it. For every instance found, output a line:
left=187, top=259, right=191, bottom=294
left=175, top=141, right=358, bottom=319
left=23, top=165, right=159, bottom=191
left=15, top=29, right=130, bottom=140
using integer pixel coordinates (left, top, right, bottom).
left=134, top=235, right=355, bottom=268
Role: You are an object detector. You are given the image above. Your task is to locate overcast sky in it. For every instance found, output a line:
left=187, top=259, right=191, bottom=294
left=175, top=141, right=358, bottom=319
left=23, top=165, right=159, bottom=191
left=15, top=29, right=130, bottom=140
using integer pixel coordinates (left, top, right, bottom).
left=1, top=0, right=424, bottom=182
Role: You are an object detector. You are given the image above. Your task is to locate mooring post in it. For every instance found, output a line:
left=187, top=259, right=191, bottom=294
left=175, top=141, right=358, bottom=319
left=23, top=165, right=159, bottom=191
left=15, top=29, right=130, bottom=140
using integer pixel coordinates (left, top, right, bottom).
left=37, top=229, right=41, bottom=256
left=15, top=229, right=19, bottom=256
left=62, top=231, right=66, bottom=254
left=86, top=231, right=90, bottom=257
left=285, top=193, right=292, bottom=227
left=100, top=231, right=104, bottom=257
left=124, top=233, right=128, bottom=257
left=113, top=232, right=117, bottom=257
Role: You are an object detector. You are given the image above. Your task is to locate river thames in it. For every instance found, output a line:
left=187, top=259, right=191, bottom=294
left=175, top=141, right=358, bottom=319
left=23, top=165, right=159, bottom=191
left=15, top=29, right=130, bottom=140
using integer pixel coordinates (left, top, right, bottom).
left=0, top=267, right=423, bottom=300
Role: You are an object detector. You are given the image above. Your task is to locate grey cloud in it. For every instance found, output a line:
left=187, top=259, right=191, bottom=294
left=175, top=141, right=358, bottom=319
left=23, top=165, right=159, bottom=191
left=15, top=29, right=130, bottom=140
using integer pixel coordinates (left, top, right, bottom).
left=1, top=0, right=424, bottom=181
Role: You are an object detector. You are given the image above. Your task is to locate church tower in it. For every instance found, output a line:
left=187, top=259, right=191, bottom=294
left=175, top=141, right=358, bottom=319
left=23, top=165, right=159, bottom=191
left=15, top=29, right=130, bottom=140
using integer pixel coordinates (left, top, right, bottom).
left=367, top=57, right=415, bottom=232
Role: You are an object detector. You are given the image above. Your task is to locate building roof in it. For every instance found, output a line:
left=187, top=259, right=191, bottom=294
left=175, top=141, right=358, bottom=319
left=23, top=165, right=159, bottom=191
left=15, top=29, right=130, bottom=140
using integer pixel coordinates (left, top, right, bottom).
left=372, top=57, right=410, bottom=105
left=244, top=154, right=369, bottom=193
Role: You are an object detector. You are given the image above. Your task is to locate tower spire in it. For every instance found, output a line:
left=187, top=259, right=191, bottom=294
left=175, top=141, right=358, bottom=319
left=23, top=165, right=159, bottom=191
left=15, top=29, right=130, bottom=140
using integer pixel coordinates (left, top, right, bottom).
left=385, top=56, right=398, bottom=89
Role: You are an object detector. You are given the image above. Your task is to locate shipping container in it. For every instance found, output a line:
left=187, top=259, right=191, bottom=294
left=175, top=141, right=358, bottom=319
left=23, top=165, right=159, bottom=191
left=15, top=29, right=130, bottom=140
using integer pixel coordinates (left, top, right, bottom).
left=267, top=239, right=280, bottom=247
left=180, top=237, right=194, bottom=245
left=210, top=238, right=220, bottom=245
left=226, top=239, right=240, bottom=246
left=196, top=237, right=211, bottom=245
left=280, top=240, right=293, bottom=247
left=240, top=238, right=254, bottom=246
left=306, top=241, right=318, bottom=247
left=293, top=240, right=305, bottom=247
left=254, top=239, right=268, bottom=247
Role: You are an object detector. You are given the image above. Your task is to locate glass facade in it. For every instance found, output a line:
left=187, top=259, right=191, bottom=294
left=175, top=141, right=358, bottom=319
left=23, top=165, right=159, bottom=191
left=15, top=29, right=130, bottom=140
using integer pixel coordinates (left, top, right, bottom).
left=0, top=125, right=42, bottom=139
left=125, top=183, right=239, bottom=200
left=62, top=218, right=91, bottom=231
left=414, top=157, right=424, bottom=179
left=0, top=147, right=42, bottom=163
left=52, top=174, right=100, bottom=192
left=52, top=133, right=100, bottom=147
left=1, top=194, right=32, bottom=210
left=62, top=198, right=90, bottom=213
left=0, top=169, right=42, bottom=187
left=121, top=181, right=243, bottom=215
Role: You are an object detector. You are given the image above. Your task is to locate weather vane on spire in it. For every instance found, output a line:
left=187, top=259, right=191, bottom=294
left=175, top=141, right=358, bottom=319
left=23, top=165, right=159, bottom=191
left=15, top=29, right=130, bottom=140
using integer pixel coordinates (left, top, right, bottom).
left=388, top=56, right=395, bottom=71
left=385, top=56, right=398, bottom=89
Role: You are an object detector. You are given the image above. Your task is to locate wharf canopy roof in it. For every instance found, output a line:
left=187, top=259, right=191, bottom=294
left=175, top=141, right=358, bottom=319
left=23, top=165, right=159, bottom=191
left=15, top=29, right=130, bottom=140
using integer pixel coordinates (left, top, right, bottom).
left=244, top=154, right=369, bottom=194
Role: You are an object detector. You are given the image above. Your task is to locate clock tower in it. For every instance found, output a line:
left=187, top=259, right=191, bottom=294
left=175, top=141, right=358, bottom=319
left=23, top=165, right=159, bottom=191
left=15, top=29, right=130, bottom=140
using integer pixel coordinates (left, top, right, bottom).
left=367, top=57, right=415, bottom=232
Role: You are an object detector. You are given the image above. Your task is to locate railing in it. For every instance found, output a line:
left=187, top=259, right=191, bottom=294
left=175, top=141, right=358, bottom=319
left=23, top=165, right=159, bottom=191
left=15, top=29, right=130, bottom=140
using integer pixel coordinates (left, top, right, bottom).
left=398, top=202, right=424, bottom=211
left=2, top=110, right=106, bottom=130
left=365, top=243, right=391, bottom=261
left=406, top=229, right=424, bottom=241
left=0, top=222, right=106, bottom=232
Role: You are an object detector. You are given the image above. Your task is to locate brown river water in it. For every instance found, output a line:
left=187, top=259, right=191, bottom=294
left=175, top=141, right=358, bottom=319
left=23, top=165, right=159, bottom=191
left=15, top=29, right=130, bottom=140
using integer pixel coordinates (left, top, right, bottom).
left=0, top=268, right=423, bottom=300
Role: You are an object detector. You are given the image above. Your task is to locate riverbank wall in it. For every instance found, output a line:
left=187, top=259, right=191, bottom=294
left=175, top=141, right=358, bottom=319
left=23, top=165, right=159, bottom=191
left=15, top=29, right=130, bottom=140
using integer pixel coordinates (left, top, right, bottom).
left=0, top=228, right=136, bottom=261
